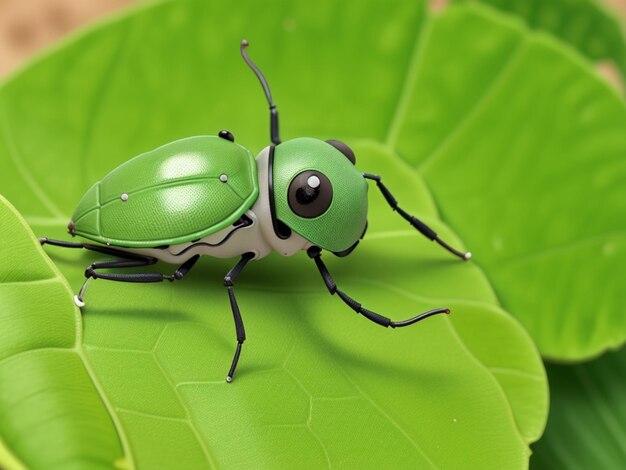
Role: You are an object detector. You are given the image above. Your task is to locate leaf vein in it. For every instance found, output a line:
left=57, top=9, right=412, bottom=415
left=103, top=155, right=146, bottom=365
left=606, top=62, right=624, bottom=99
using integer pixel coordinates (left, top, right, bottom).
left=151, top=347, right=218, bottom=469
left=0, top=101, right=65, bottom=218
left=417, top=39, right=528, bottom=174
left=333, top=365, right=437, bottom=468
left=573, top=367, right=626, bottom=456
left=80, top=22, right=134, bottom=183
left=385, top=14, right=431, bottom=147
left=497, top=231, right=626, bottom=268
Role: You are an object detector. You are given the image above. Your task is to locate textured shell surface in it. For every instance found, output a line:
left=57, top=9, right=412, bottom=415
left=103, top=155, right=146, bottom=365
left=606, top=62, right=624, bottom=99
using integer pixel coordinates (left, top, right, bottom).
left=71, top=136, right=259, bottom=247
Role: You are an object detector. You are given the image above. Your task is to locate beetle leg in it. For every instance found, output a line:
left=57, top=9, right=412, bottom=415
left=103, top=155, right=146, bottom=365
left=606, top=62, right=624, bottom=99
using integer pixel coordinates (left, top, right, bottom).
left=307, top=247, right=450, bottom=328
left=75, top=255, right=199, bottom=307
left=362, top=174, right=472, bottom=261
left=75, top=255, right=158, bottom=307
left=39, top=237, right=84, bottom=248
left=40, top=237, right=153, bottom=258
left=223, top=252, right=255, bottom=383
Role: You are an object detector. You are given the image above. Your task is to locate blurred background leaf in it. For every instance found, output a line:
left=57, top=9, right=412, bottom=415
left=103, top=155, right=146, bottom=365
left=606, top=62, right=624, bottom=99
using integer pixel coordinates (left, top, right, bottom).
left=531, top=349, right=626, bottom=468
left=454, top=0, right=626, bottom=88
left=391, top=4, right=626, bottom=361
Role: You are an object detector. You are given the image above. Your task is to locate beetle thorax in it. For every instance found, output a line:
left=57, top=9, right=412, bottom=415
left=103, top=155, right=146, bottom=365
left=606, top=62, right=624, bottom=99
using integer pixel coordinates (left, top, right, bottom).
left=251, top=146, right=313, bottom=257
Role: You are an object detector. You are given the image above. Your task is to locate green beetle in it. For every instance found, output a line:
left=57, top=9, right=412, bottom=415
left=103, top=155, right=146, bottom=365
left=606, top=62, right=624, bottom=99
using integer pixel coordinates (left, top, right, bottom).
left=41, top=40, right=471, bottom=382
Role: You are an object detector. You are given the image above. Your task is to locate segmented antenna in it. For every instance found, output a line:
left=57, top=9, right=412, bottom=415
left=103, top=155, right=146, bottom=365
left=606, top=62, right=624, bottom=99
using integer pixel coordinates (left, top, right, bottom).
left=240, top=40, right=281, bottom=145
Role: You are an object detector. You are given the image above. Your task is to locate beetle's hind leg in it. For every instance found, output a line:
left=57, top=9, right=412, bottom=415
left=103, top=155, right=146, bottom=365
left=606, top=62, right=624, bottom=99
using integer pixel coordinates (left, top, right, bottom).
left=40, top=237, right=147, bottom=257
left=75, top=255, right=199, bottom=308
left=74, top=254, right=156, bottom=307
left=39, top=238, right=200, bottom=307
left=39, top=238, right=85, bottom=249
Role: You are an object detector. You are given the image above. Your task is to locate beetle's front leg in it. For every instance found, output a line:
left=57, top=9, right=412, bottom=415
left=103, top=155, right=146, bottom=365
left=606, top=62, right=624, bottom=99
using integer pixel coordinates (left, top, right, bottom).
left=307, top=247, right=450, bottom=327
left=223, top=252, right=255, bottom=383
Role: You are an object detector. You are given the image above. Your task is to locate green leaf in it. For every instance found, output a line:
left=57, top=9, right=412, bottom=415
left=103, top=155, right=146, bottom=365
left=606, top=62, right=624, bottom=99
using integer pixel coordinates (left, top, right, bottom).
left=531, top=348, right=626, bottom=468
left=391, top=4, right=626, bottom=360
left=454, top=0, right=626, bottom=79
left=0, top=145, right=546, bottom=467
left=0, top=0, right=553, bottom=467
left=0, top=195, right=124, bottom=469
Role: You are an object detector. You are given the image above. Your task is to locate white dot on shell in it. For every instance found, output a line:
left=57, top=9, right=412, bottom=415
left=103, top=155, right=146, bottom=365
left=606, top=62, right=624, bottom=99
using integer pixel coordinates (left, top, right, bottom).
left=307, top=175, right=321, bottom=188
left=121, top=193, right=129, bottom=201
left=220, top=174, right=228, bottom=182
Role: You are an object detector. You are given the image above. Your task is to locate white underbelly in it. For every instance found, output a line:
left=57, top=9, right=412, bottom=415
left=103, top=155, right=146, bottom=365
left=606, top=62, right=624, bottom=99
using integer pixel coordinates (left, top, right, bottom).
left=118, top=211, right=272, bottom=264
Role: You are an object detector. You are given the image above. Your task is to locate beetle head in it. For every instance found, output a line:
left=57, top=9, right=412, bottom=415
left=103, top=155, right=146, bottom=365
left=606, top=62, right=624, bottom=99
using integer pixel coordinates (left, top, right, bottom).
left=272, top=137, right=368, bottom=253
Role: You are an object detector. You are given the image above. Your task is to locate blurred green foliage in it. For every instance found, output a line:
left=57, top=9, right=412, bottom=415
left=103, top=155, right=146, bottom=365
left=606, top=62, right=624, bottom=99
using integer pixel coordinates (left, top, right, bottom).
left=456, top=0, right=626, bottom=78
left=532, top=348, right=626, bottom=469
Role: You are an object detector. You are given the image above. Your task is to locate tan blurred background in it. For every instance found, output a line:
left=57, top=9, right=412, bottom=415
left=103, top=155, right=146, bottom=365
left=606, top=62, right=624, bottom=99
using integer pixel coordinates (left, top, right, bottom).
left=1, top=0, right=625, bottom=78
left=0, top=0, right=137, bottom=76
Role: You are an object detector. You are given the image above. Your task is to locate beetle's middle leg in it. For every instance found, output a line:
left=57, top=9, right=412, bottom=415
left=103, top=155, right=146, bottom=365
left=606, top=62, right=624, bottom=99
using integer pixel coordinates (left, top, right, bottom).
left=75, top=254, right=199, bottom=307
left=223, top=252, right=255, bottom=383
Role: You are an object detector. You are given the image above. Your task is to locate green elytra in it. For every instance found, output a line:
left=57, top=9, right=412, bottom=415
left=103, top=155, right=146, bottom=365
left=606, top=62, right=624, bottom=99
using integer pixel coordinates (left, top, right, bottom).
left=71, top=135, right=367, bottom=253
left=71, top=136, right=259, bottom=247
left=41, top=40, right=470, bottom=383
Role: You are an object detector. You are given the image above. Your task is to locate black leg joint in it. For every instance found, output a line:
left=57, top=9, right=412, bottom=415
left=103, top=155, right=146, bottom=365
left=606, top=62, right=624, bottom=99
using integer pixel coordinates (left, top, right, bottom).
left=228, top=286, right=246, bottom=342
left=307, top=246, right=322, bottom=258
left=363, top=174, right=398, bottom=208
left=311, top=252, right=336, bottom=294
left=337, top=290, right=361, bottom=312
left=360, top=306, right=392, bottom=328
left=224, top=252, right=254, bottom=287
left=376, top=181, right=397, bottom=209
left=175, top=255, right=200, bottom=281
left=396, top=208, right=437, bottom=240
left=337, top=290, right=392, bottom=327
left=412, top=217, right=437, bottom=240
left=363, top=173, right=381, bottom=182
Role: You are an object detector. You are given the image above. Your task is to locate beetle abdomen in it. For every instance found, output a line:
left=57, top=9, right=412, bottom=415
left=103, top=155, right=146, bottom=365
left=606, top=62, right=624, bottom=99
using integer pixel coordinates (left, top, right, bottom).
left=70, top=136, right=259, bottom=248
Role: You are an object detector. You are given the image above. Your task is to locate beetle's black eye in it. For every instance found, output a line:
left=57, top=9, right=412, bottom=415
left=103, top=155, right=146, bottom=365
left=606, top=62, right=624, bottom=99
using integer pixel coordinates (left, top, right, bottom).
left=326, top=140, right=356, bottom=164
left=288, top=170, right=333, bottom=218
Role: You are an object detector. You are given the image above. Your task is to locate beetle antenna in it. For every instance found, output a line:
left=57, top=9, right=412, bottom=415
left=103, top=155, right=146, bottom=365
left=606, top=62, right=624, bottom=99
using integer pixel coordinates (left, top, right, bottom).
left=240, top=39, right=281, bottom=145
